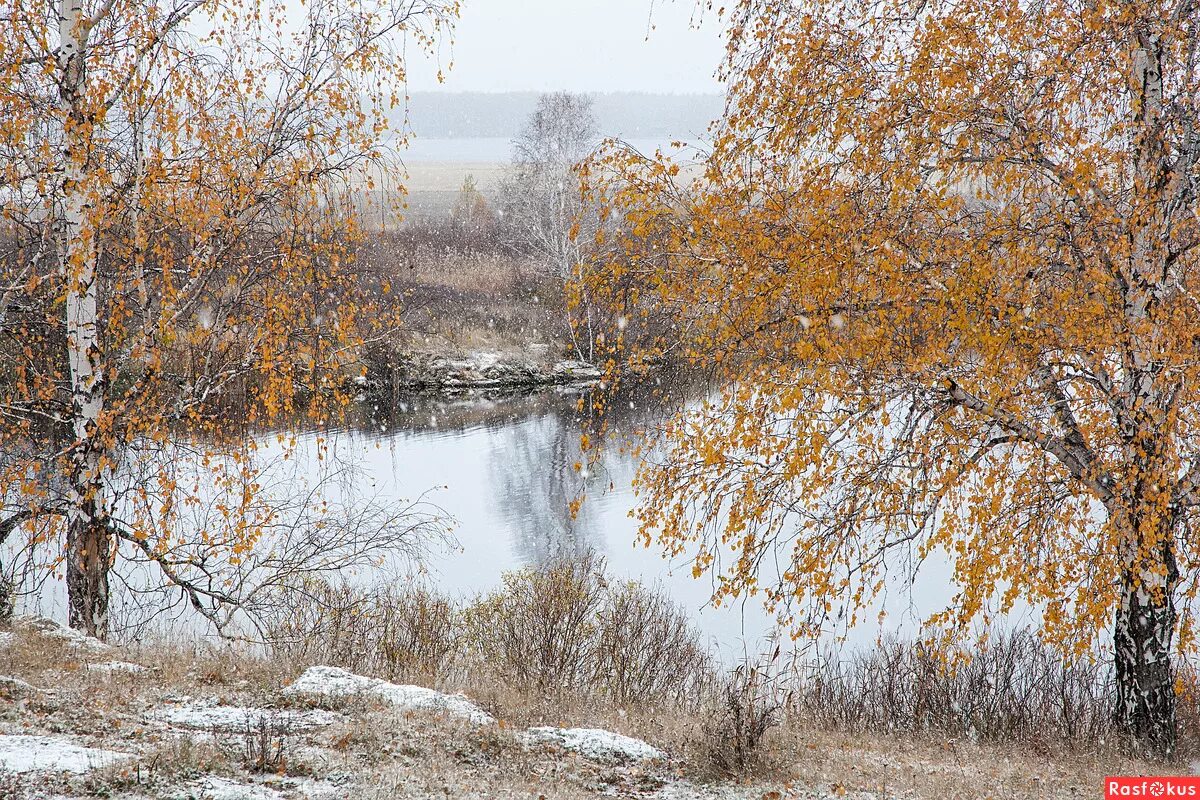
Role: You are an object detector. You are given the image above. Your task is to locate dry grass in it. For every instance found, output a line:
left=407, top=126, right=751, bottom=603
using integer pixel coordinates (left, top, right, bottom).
left=0, top=585, right=1180, bottom=799
left=743, top=726, right=1152, bottom=800
left=355, top=226, right=571, bottom=357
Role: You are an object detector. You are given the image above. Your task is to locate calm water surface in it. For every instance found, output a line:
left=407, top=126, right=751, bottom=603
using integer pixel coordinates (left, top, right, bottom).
left=16, top=386, right=1006, bottom=654
left=276, top=388, right=980, bottom=656
left=311, top=389, right=778, bottom=654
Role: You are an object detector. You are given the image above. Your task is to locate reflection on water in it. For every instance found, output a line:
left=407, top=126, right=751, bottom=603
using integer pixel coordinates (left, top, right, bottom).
left=11, top=381, right=982, bottom=654
left=351, top=384, right=1008, bottom=655
left=339, top=384, right=782, bottom=653
left=489, top=412, right=601, bottom=565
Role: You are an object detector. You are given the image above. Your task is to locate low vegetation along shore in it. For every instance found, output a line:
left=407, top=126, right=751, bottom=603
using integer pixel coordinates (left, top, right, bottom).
left=0, top=559, right=1171, bottom=799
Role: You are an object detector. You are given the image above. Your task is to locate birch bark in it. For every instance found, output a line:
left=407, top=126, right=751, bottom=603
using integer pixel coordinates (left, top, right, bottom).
left=57, top=0, right=111, bottom=639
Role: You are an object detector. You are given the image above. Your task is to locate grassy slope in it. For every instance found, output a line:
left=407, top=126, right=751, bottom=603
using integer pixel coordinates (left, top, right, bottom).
left=0, top=619, right=1158, bottom=800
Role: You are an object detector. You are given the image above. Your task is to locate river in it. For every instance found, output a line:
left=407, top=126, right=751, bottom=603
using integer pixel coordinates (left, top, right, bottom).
left=12, top=384, right=1018, bottom=657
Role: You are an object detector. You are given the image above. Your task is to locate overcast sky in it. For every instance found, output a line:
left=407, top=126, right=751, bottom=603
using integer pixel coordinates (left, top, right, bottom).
left=407, top=0, right=726, bottom=94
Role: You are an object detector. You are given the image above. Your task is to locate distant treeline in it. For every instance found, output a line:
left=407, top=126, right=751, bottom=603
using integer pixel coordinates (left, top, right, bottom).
left=402, top=91, right=725, bottom=139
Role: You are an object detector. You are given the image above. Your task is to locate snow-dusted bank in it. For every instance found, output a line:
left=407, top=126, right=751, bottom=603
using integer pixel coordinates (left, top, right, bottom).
left=357, top=350, right=602, bottom=393
left=0, top=619, right=1136, bottom=798
left=147, top=698, right=344, bottom=732
left=283, top=665, right=496, bottom=725
left=522, top=726, right=666, bottom=762
left=0, top=735, right=133, bottom=775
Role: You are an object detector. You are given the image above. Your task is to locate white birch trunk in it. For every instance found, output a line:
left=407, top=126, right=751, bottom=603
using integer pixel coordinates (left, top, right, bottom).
left=57, top=0, right=110, bottom=639
left=1111, top=27, right=1177, bottom=758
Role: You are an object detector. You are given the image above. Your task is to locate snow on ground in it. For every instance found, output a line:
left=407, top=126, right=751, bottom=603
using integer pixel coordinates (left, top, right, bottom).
left=523, top=726, right=666, bottom=763
left=86, top=660, right=149, bottom=674
left=148, top=698, right=343, bottom=732
left=284, top=665, right=494, bottom=725
left=468, top=351, right=501, bottom=370
left=11, top=615, right=110, bottom=654
left=653, top=783, right=763, bottom=800
left=168, top=776, right=346, bottom=800
left=168, top=776, right=286, bottom=800
left=0, top=675, right=36, bottom=694
left=551, top=359, right=603, bottom=380
left=0, top=734, right=133, bottom=774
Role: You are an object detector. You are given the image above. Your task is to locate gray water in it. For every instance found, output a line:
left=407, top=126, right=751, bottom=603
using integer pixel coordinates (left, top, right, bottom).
left=277, top=387, right=984, bottom=657
left=313, top=389, right=779, bottom=655
left=13, top=386, right=1008, bottom=654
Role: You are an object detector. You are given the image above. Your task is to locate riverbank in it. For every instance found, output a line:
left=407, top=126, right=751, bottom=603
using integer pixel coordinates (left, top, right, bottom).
left=0, top=614, right=1155, bottom=799
left=358, top=349, right=602, bottom=395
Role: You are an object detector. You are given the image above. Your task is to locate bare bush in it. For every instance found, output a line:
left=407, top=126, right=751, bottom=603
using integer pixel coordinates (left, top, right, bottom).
left=596, top=579, right=713, bottom=706
left=701, top=646, right=790, bottom=776
left=463, top=555, right=716, bottom=703
left=792, top=630, right=1117, bottom=745
left=265, top=555, right=715, bottom=709
left=242, top=712, right=289, bottom=773
left=264, top=581, right=461, bottom=682
left=263, top=581, right=379, bottom=675
left=465, top=555, right=606, bottom=693
left=375, top=587, right=461, bottom=680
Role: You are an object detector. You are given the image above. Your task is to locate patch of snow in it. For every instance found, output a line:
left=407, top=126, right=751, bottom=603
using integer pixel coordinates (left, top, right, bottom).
left=283, top=665, right=494, bottom=725
left=653, top=783, right=757, bottom=799
left=0, top=675, right=36, bottom=694
left=148, top=698, right=342, bottom=732
left=551, top=360, right=602, bottom=381
left=0, top=734, right=133, bottom=774
left=469, top=351, right=502, bottom=370
left=170, top=776, right=286, bottom=800
left=523, top=726, right=665, bottom=763
left=11, top=615, right=111, bottom=654
left=87, top=660, right=149, bottom=674
left=172, top=776, right=347, bottom=800
left=0, top=632, right=15, bottom=648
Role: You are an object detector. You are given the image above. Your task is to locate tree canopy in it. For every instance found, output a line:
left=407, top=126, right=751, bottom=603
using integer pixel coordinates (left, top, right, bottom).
left=0, top=0, right=455, bottom=638
left=582, top=0, right=1200, bottom=756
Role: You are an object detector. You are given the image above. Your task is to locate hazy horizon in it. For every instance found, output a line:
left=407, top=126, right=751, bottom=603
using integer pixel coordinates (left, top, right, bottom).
left=404, top=0, right=726, bottom=94
left=401, top=90, right=724, bottom=140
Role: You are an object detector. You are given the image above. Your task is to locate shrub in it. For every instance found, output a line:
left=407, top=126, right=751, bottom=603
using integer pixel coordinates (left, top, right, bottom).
left=264, top=581, right=376, bottom=674
left=265, top=557, right=717, bottom=709
left=701, top=647, right=789, bottom=776
left=242, top=712, right=289, bottom=773
left=375, top=587, right=460, bottom=680
left=464, top=555, right=606, bottom=693
left=793, top=629, right=1116, bottom=744
left=595, top=579, right=713, bottom=706
left=263, top=581, right=461, bottom=682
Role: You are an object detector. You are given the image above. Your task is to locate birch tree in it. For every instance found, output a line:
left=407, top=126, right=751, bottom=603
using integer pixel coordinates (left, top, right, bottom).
left=582, top=0, right=1200, bottom=758
left=0, top=0, right=455, bottom=638
left=500, top=92, right=603, bottom=361
left=500, top=92, right=599, bottom=279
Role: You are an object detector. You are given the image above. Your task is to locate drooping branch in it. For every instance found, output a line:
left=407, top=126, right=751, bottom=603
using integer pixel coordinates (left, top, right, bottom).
left=0, top=510, right=34, bottom=547
left=944, top=379, right=1115, bottom=507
